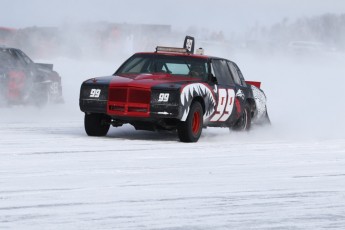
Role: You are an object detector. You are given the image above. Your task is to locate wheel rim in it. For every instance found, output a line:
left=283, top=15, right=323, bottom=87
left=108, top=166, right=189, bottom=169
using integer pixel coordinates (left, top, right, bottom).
left=192, top=111, right=201, bottom=135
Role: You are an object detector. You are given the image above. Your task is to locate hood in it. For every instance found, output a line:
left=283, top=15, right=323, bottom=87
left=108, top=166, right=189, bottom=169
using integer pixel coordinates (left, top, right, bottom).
left=89, top=73, right=202, bottom=89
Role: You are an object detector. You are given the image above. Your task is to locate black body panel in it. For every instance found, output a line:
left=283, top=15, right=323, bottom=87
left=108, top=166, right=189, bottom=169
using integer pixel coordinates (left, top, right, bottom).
left=79, top=76, right=113, bottom=113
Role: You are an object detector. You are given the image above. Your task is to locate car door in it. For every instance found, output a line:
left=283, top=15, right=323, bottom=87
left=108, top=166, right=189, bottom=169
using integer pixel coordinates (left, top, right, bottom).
left=227, top=61, right=251, bottom=115
left=208, top=58, right=238, bottom=124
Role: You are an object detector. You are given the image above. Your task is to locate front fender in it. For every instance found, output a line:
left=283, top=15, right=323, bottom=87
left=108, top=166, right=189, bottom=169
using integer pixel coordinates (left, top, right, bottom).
left=179, top=83, right=216, bottom=121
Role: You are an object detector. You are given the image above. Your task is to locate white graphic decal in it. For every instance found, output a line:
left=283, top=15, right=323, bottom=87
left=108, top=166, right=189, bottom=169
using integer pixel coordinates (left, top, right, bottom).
left=185, top=39, right=193, bottom=52
left=236, top=89, right=245, bottom=100
left=219, top=89, right=235, bottom=121
left=180, top=83, right=216, bottom=121
left=251, top=85, right=267, bottom=121
left=210, top=88, right=235, bottom=122
left=90, top=89, right=101, bottom=98
left=49, top=82, right=59, bottom=95
left=213, top=84, right=218, bottom=93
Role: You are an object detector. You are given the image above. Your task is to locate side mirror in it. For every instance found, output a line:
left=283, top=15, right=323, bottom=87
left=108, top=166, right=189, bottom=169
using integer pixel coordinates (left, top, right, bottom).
left=208, top=73, right=218, bottom=84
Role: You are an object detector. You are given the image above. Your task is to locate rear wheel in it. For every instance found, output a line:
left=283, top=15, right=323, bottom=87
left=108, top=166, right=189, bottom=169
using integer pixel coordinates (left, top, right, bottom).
left=84, top=113, right=110, bottom=136
left=233, top=103, right=251, bottom=131
left=177, top=101, right=203, bottom=142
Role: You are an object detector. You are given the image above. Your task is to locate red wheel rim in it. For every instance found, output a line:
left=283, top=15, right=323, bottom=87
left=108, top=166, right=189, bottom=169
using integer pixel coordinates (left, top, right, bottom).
left=192, top=111, right=201, bottom=135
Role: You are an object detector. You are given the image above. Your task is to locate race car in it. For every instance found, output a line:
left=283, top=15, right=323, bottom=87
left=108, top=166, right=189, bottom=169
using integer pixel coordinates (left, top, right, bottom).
left=0, top=46, right=63, bottom=106
left=79, top=36, right=270, bottom=142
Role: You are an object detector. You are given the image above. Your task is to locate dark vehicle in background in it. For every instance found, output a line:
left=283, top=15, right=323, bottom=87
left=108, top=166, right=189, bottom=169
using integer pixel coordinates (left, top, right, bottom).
left=80, top=36, right=269, bottom=142
left=0, top=46, right=63, bottom=106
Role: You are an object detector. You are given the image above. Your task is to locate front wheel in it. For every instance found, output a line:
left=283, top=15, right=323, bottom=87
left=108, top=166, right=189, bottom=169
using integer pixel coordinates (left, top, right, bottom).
left=84, top=113, right=110, bottom=136
left=232, top=103, right=251, bottom=131
left=177, top=101, right=203, bottom=142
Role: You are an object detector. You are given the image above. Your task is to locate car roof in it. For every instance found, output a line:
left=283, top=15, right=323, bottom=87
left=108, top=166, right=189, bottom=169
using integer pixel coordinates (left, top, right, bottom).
left=0, top=46, right=16, bottom=50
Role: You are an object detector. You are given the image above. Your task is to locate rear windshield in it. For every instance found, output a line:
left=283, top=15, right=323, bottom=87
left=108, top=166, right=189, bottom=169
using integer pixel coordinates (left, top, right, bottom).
left=116, top=54, right=209, bottom=80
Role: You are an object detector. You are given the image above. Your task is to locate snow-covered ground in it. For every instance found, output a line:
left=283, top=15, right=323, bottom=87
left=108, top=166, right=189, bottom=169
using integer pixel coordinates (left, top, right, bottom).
left=1, top=52, right=345, bottom=229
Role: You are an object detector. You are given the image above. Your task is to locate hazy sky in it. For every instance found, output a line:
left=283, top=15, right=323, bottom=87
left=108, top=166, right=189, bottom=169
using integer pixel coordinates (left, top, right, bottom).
left=2, top=0, right=345, bottom=33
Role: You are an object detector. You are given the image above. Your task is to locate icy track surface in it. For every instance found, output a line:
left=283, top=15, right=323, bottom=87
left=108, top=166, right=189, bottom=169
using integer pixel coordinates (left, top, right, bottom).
left=1, top=54, right=345, bottom=229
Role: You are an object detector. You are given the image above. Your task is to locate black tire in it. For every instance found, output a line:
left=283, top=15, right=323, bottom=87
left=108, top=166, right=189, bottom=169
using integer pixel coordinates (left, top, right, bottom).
left=177, top=101, right=203, bottom=142
left=84, top=113, right=110, bottom=136
left=233, top=103, right=251, bottom=131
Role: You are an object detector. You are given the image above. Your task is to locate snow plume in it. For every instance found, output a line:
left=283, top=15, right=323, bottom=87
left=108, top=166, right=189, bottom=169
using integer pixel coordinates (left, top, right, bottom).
left=232, top=51, right=345, bottom=140
left=180, top=83, right=216, bottom=121
left=250, top=85, right=267, bottom=122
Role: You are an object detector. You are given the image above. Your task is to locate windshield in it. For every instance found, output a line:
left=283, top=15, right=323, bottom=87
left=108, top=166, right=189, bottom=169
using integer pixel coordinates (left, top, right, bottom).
left=116, top=54, right=209, bottom=80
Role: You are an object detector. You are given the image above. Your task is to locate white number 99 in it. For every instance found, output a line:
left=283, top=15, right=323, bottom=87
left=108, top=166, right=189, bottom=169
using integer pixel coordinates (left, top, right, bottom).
left=90, top=89, right=101, bottom=98
left=158, top=93, right=169, bottom=102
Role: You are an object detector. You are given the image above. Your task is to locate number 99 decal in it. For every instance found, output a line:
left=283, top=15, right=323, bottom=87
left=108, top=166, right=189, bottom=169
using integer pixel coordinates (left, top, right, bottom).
left=210, top=88, right=235, bottom=122
left=90, top=89, right=101, bottom=98
left=158, top=93, right=169, bottom=102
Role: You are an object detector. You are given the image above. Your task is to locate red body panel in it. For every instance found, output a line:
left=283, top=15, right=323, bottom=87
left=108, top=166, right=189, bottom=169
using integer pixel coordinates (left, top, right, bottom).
left=106, top=73, right=200, bottom=117
left=108, top=86, right=151, bottom=117
left=245, top=81, right=261, bottom=89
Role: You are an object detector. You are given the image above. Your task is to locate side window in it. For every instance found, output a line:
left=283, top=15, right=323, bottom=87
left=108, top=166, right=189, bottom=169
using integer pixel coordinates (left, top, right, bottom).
left=235, top=64, right=247, bottom=86
left=211, top=59, right=234, bottom=86
left=16, top=50, right=33, bottom=64
left=7, top=49, right=21, bottom=66
left=0, top=49, right=16, bottom=66
left=227, top=61, right=243, bottom=86
left=12, top=50, right=29, bottom=65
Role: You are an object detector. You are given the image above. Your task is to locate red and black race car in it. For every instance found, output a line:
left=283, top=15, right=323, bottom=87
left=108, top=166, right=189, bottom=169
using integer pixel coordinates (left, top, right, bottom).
left=79, top=36, right=269, bottom=142
left=0, top=46, right=63, bottom=106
